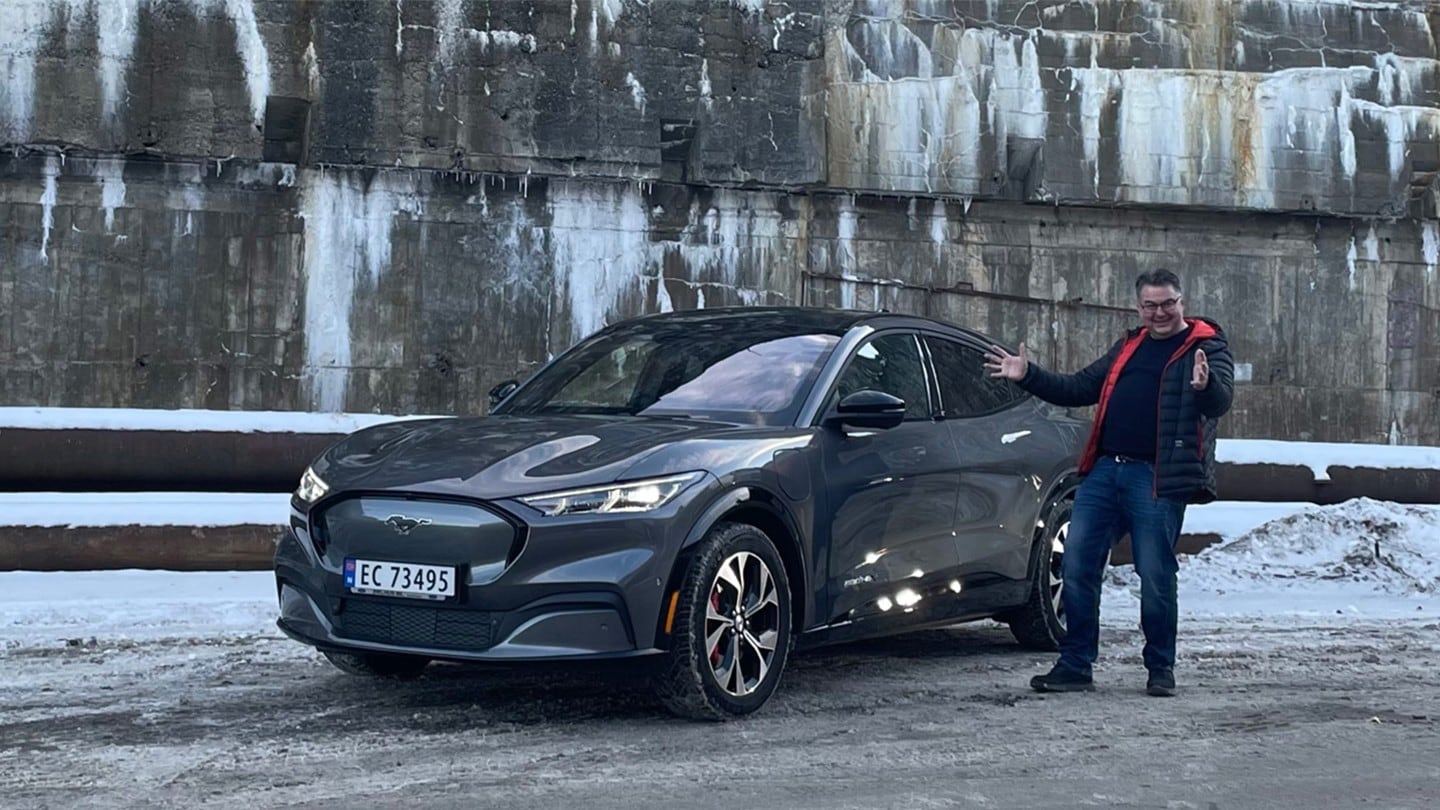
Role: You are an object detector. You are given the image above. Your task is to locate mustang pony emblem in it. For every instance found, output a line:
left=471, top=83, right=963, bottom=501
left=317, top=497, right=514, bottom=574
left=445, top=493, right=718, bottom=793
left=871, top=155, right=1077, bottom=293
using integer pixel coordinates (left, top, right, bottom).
left=384, top=514, right=432, bottom=535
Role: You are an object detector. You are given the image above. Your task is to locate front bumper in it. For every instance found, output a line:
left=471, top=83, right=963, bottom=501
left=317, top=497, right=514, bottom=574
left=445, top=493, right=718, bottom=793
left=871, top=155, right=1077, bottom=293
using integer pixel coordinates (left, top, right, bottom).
left=273, top=480, right=715, bottom=661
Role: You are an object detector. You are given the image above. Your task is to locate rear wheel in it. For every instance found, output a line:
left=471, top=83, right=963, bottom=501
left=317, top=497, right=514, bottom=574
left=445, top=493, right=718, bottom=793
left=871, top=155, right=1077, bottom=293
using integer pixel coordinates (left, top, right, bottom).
left=653, top=521, right=793, bottom=720
left=322, top=649, right=430, bottom=679
left=1006, top=498, right=1070, bottom=651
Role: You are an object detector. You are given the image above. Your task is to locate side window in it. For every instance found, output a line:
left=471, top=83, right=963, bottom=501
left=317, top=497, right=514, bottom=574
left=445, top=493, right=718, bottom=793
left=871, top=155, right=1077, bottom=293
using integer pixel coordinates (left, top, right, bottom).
left=554, top=342, right=654, bottom=408
left=928, top=337, right=1025, bottom=418
left=833, top=333, right=930, bottom=419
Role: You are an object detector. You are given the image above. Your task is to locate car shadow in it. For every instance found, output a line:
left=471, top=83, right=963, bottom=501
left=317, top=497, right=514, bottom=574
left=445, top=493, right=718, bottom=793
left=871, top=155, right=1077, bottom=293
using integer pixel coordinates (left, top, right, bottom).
left=294, top=620, right=1039, bottom=728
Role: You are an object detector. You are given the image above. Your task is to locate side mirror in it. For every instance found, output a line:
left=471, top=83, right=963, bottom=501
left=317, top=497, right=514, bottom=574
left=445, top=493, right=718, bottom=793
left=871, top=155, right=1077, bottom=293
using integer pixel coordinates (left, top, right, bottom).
left=487, top=379, right=519, bottom=408
left=824, top=390, right=906, bottom=432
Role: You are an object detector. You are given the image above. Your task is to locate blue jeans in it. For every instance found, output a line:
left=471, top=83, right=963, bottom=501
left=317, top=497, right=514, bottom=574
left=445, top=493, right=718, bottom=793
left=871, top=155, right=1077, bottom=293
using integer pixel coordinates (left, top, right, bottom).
left=1057, top=455, right=1187, bottom=676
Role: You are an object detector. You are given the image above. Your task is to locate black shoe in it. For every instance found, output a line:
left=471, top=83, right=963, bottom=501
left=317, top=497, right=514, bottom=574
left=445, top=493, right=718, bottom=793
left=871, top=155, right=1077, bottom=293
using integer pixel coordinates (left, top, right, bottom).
left=1146, top=668, right=1176, bottom=697
left=1030, top=665, right=1095, bottom=693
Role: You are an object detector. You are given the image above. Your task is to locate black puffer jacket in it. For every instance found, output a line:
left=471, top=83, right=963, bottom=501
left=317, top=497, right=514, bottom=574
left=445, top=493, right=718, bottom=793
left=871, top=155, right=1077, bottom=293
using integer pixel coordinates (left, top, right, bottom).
left=1018, top=317, right=1234, bottom=503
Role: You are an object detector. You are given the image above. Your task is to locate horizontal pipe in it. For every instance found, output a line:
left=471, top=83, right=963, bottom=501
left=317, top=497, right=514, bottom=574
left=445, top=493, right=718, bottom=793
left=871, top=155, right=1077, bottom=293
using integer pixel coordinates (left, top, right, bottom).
left=0, top=525, right=281, bottom=572
left=3, top=429, right=1437, bottom=505
left=0, top=523, right=1221, bottom=572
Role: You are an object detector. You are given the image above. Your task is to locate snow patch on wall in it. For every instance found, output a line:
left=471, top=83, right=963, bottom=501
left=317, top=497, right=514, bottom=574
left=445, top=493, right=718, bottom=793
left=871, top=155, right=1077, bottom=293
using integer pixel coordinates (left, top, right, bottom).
left=625, top=72, right=646, bottom=114
left=97, top=157, right=126, bottom=232
left=221, top=0, right=271, bottom=128
left=96, top=0, right=141, bottom=132
left=38, top=154, right=58, bottom=260
left=0, top=0, right=273, bottom=138
left=836, top=195, right=859, bottom=309
left=676, top=189, right=784, bottom=293
left=1423, top=222, right=1438, bottom=278
left=299, top=171, right=424, bottom=411
left=1346, top=235, right=1359, bottom=291
left=929, top=199, right=947, bottom=246
left=548, top=180, right=652, bottom=344
left=435, top=0, right=465, bottom=65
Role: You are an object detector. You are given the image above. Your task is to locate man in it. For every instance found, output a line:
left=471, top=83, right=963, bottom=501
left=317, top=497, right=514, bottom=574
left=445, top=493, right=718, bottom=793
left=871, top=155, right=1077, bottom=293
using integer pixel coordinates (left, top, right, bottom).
left=984, top=269, right=1233, bottom=697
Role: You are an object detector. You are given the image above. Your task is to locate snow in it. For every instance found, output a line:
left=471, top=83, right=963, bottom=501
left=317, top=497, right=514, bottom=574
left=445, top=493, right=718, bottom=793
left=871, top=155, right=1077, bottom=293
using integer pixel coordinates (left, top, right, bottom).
left=1216, top=438, right=1440, bottom=481
left=1180, top=500, right=1313, bottom=538
left=0, top=492, right=292, bottom=527
left=0, top=570, right=277, bottom=649
left=0, top=406, right=443, bottom=433
left=2, top=499, right=1437, bottom=651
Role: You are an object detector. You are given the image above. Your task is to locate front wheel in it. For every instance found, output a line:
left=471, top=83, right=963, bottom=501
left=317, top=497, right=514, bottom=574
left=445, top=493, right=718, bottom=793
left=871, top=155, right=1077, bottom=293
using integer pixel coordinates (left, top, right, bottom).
left=322, top=649, right=430, bottom=679
left=1006, top=498, right=1070, bottom=650
left=653, top=521, right=793, bottom=720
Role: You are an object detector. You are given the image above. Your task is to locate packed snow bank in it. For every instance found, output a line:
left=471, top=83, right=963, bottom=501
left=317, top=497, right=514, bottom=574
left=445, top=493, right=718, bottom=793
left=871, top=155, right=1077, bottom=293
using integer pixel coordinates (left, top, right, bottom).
left=1179, top=501, right=1312, bottom=539
left=0, top=406, right=447, bottom=433
left=1106, top=498, right=1440, bottom=619
left=1187, top=498, right=1440, bottom=596
left=1216, top=439, right=1440, bottom=480
left=0, top=570, right=279, bottom=650
left=0, top=492, right=293, bottom=527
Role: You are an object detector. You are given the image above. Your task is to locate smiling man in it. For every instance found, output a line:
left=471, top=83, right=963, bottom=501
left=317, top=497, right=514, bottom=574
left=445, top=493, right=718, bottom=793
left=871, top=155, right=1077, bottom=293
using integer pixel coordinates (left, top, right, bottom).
left=984, top=269, right=1234, bottom=697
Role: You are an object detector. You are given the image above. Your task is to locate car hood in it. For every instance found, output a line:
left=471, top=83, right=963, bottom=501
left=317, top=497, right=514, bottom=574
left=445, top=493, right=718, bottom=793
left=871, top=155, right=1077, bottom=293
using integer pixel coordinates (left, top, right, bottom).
left=314, top=414, right=765, bottom=499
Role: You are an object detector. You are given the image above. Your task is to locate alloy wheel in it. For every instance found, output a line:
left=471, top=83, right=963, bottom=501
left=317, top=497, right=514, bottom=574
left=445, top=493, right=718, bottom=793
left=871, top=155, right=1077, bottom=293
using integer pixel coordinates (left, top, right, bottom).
left=1048, top=518, right=1069, bottom=630
left=704, top=550, right=782, bottom=698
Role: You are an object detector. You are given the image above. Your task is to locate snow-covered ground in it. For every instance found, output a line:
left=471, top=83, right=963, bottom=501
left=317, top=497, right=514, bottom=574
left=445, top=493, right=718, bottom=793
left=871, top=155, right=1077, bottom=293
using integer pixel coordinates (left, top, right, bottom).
left=3, top=498, right=1437, bottom=652
left=2, top=496, right=1438, bottom=810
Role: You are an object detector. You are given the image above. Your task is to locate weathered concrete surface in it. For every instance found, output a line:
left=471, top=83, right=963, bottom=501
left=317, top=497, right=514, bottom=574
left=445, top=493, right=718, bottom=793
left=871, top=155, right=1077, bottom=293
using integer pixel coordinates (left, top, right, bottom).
left=1, top=1, right=1438, bottom=442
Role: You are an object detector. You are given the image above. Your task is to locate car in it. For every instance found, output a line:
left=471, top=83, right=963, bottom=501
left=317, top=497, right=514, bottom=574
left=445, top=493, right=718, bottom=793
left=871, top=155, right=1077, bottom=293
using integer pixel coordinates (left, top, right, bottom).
left=274, top=306, right=1086, bottom=719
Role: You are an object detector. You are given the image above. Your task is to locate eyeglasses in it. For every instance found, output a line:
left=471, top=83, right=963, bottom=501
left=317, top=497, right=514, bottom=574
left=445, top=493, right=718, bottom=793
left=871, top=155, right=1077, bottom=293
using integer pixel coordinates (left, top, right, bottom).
left=1139, top=296, right=1181, bottom=313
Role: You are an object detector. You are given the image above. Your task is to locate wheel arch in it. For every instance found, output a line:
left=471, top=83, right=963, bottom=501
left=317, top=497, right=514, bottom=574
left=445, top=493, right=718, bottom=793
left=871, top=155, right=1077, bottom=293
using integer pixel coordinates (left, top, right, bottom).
left=656, top=486, right=809, bottom=647
left=1028, top=471, right=1081, bottom=578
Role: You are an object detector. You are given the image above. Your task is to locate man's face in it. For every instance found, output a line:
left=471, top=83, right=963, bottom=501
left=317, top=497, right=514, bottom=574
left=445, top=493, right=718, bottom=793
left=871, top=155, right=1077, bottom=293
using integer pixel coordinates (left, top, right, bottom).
left=1138, top=284, right=1185, bottom=338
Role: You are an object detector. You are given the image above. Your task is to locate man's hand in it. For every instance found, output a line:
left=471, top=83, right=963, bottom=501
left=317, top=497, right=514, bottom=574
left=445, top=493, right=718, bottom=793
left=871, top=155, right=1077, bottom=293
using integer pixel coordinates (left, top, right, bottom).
left=984, top=343, right=1029, bottom=381
left=1191, top=348, right=1209, bottom=390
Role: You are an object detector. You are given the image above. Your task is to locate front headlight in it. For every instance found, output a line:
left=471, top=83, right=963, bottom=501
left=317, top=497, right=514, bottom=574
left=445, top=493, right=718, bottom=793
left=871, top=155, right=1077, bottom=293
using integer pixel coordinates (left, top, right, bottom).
left=518, top=472, right=705, bottom=517
left=295, top=466, right=330, bottom=504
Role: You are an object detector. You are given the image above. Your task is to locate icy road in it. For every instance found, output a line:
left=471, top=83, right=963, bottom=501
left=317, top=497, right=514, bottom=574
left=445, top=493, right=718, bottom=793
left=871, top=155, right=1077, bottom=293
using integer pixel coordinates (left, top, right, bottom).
left=4, top=500, right=1440, bottom=809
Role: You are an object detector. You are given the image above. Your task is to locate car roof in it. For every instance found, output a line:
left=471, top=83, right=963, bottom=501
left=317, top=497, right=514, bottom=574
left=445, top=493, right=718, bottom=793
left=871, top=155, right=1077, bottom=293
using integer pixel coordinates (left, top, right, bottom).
left=627, top=306, right=995, bottom=344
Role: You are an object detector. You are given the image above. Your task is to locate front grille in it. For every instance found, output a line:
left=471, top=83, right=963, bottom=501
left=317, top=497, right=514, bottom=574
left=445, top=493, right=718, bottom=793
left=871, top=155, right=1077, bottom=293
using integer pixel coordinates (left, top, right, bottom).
left=339, top=601, right=497, bottom=651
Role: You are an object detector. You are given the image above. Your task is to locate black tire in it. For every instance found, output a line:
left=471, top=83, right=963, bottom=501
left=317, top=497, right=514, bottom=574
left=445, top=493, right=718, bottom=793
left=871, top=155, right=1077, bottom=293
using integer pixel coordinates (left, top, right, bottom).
left=653, top=521, right=793, bottom=721
left=322, top=649, right=430, bottom=679
left=1006, top=498, right=1071, bottom=651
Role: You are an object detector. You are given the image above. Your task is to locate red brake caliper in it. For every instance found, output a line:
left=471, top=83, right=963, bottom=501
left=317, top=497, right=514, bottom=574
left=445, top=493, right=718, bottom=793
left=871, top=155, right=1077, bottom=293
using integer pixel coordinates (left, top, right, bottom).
left=710, top=586, right=723, bottom=666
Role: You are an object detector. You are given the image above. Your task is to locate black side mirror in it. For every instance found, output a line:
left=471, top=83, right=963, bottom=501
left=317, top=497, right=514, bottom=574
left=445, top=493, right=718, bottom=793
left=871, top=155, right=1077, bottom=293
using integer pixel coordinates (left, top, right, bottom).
left=487, top=379, right=519, bottom=408
left=823, top=390, right=906, bottom=432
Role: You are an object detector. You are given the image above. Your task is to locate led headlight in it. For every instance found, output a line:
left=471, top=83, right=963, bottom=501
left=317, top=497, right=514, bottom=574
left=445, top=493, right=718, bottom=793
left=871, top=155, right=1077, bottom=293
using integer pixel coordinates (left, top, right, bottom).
left=295, top=466, right=330, bottom=504
left=518, top=472, right=704, bottom=517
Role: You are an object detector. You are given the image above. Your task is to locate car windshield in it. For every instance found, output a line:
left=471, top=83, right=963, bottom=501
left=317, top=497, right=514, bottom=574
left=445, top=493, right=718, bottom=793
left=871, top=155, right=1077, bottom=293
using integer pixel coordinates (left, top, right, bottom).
left=496, top=315, right=844, bottom=425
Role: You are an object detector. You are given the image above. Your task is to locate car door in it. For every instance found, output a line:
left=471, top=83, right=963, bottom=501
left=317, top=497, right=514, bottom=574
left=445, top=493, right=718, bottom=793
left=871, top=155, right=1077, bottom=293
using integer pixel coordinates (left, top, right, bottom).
left=926, top=334, right=1043, bottom=581
left=817, top=332, right=964, bottom=625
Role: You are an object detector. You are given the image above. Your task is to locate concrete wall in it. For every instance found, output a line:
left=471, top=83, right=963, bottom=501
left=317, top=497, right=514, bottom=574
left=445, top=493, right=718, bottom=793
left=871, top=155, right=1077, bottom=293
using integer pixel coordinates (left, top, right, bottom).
left=1, top=0, right=1438, bottom=443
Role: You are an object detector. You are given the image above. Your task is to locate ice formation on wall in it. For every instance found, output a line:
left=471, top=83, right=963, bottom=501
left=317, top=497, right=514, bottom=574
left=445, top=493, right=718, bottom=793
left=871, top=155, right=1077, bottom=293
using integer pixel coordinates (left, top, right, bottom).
left=825, top=6, right=1439, bottom=210
left=299, top=171, right=424, bottom=411
left=97, top=156, right=126, bottom=233
left=37, top=154, right=58, bottom=260
left=0, top=0, right=271, bottom=140
left=1424, top=222, right=1439, bottom=278
left=548, top=180, right=651, bottom=343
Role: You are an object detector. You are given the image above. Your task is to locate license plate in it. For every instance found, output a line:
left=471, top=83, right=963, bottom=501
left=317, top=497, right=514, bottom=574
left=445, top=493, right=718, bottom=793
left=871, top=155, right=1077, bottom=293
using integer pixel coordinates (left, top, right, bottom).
left=344, top=558, right=456, bottom=601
